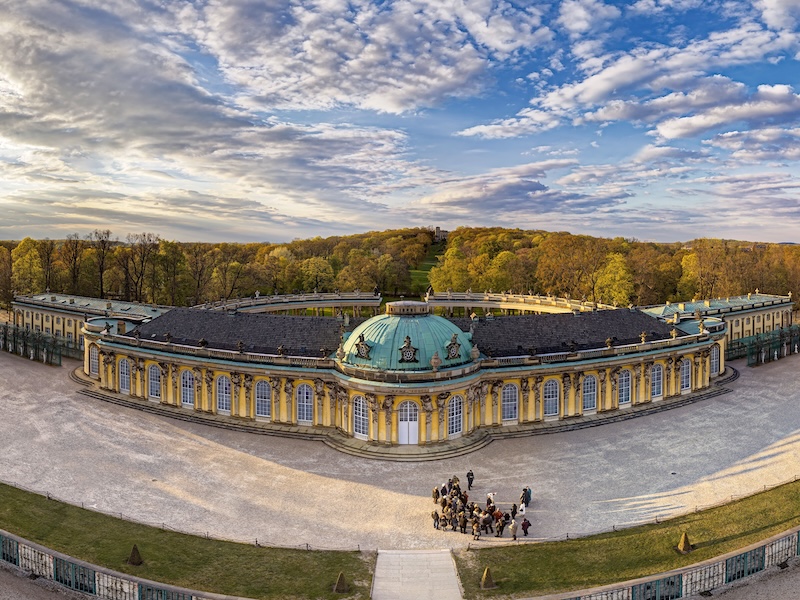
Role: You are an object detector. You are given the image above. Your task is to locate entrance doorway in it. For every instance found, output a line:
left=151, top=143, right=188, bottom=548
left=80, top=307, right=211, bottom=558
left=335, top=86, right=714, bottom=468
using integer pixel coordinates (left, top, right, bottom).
left=398, top=401, right=419, bottom=444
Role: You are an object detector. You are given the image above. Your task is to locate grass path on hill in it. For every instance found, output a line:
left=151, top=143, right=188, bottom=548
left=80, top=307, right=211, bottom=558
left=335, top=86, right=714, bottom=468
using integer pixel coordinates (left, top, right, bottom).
left=455, top=478, right=800, bottom=598
left=410, top=241, right=445, bottom=293
left=0, top=482, right=373, bottom=600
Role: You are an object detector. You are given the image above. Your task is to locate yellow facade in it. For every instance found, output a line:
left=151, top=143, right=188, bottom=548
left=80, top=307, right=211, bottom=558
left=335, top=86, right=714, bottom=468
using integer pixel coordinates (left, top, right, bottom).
left=83, top=330, right=726, bottom=447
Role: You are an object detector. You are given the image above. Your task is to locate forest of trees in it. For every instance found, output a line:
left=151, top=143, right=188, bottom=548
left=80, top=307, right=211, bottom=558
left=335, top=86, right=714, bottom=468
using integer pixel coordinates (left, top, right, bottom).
left=0, top=228, right=435, bottom=307
left=1, top=226, right=798, bottom=309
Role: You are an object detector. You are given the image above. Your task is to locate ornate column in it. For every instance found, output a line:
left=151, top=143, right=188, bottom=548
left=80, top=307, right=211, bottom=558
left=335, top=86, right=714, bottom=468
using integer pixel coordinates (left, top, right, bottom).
left=693, top=354, right=701, bottom=391
left=271, top=378, right=282, bottom=422
left=159, top=363, right=169, bottom=404
left=490, top=381, right=501, bottom=425
left=136, top=359, right=145, bottom=398
left=644, top=362, right=652, bottom=403
left=382, top=395, right=394, bottom=444
left=520, top=378, right=530, bottom=423
left=366, top=393, right=378, bottom=440
left=243, top=374, right=253, bottom=418
left=633, top=364, right=642, bottom=405
left=533, top=376, right=543, bottom=421
left=561, top=373, right=571, bottom=417
left=478, top=382, right=488, bottom=426
left=436, top=392, right=449, bottom=441
left=192, top=367, right=202, bottom=410
left=99, top=351, right=112, bottom=390
left=421, top=395, right=433, bottom=443
left=664, top=358, right=674, bottom=398
left=314, top=379, right=325, bottom=426
left=230, top=372, right=242, bottom=416
left=170, top=364, right=179, bottom=407
left=597, top=369, right=607, bottom=410
left=284, top=378, right=295, bottom=424
left=203, top=369, right=214, bottom=411
left=610, top=367, right=620, bottom=409
left=573, top=373, right=582, bottom=415
left=339, top=388, right=349, bottom=433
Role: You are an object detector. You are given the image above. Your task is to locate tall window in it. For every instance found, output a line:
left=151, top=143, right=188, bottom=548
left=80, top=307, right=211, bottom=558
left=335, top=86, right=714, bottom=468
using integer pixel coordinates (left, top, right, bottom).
left=448, top=395, right=463, bottom=436
left=618, top=369, right=631, bottom=405
left=217, top=375, right=231, bottom=412
left=651, top=364, right=663, bottom=398
left=501, top=384, right=518, bottom=421
left=710, top=344, right=720, bottom=376
left=353, top=395, right=368, bottom=438
left=582, top=375, right=597, bottom=411
left=181, top=371, right=195, bottom=407
left=296, top=383, right=313, bottom=423
left=119, top=359, right=130, bottom=394
left=148, top=365, right=161, bottom=399
left=681, top=358, right=691, bottom=391
left=255, top=381, right=271, bottom=418
left=89, top=346, right=99, bottom=375
left=543, top=380, right=559, bottom=417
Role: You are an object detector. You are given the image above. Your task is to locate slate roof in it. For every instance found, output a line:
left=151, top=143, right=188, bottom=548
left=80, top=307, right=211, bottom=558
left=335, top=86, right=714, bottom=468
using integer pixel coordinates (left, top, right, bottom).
left=127, top=308, right=359, bottom=358
left=127, top=307, right=678, bottom=360
left=16, top=293, right=169, bottom=319
left=450, top=309, right=676, bottom=357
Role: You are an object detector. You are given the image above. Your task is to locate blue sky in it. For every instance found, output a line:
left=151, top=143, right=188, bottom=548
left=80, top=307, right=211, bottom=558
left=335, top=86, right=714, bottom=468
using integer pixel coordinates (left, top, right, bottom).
left=1, top=0, right=800, bottom=243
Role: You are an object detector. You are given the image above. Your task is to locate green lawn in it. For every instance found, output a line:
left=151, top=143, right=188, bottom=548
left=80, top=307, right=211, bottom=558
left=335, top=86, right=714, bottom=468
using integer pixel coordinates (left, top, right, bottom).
left=410, top=241, right=445, bottom=292
left=455, top=478, right=800, bottom=598
left=0, top=482, right=373, bottom=600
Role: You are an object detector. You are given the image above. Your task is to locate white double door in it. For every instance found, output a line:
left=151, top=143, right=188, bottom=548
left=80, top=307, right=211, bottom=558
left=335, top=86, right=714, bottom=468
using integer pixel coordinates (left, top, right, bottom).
left=397, top=401, right=419, bottom=445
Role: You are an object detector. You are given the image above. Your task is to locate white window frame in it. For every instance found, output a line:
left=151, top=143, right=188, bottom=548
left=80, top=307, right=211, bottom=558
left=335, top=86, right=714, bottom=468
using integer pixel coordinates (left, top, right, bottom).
left=148, top=365, right=161, bottom=399
left=651, top=364, right=663, bottom=398
left=710, top=344, right=720, bottom=377
left=582, top=375, right=597, bottom=411
left=89, top=346, right=99, bottom=375
left=353, top=395, right=368, bottom=439
left=501, top=384, right=519, bottom=421
left=255, top=380, right=271, bottom=418
left=181, top=370, right=195, bottom=407
left=216, top=375, right=231, bottom=413
left=296, top=383, right=313, bottom=424
left=448, top=395, right=463, bottom=436
left=618, top=369, right=631, bottom=405
left=119, top=359, right=130, bottom=394
left=681, top=358, right=691, bottom=392
left=543, top=380, right=559, bottom=417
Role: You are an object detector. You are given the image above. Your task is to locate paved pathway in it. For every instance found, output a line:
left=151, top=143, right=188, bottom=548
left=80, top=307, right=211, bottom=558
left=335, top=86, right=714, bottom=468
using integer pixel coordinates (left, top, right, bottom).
left=371, top=550, right=462, bottom=600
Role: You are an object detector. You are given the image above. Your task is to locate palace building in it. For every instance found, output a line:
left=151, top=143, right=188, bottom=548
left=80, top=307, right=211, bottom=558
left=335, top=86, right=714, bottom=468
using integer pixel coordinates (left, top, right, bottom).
left=81, top=299, right=727, bottom=446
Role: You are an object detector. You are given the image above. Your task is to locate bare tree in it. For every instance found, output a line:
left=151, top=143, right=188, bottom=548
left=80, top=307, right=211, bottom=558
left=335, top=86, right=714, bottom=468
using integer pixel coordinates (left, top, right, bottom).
left=127, top=233, right=161, bottom=303
left=90, top=229, right=115, bottom=298
left=184, top=243, right=216, bottom=305
left=36, top=238, right=57, bottom=292
left=60, top=234, right=86, bottom=295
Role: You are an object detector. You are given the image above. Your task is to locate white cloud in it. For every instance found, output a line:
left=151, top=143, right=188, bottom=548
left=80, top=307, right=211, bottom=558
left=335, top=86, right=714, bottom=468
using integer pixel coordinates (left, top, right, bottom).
left=557, top=0, right=621, bottom=38
left=757, top=0, right=800, bottom=30
left=705, top=127, right=800, bottom=161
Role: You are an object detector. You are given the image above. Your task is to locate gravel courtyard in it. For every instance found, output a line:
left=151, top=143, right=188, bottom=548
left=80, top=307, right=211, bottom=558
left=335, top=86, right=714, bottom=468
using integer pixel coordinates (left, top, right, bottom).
left=4, top=351, right=800, bottom=598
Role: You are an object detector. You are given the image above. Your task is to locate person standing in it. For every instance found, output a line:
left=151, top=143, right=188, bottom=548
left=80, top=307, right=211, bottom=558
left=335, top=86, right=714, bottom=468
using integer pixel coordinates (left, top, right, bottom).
left=466, top=469, right=474, bottom=490
left=525, top=485, right=532, bottom=507
left=511, top=503, right=518, bottom=520
left=510, top=519, right=518, bottom=541
left=432, top=486, right=440, bottom=504
left=521, top=517, right=531, bottom=536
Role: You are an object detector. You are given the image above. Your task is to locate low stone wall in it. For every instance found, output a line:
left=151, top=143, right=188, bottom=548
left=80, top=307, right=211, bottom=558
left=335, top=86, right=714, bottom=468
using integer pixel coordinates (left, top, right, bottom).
left=0, top=528, right=241, bottom=600
left=538, top=525, right=800, bottom=600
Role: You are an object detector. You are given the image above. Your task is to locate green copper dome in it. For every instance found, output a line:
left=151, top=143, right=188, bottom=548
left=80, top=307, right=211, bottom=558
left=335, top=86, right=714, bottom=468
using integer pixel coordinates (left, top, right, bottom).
left=341, top=301, right=473, bottom=372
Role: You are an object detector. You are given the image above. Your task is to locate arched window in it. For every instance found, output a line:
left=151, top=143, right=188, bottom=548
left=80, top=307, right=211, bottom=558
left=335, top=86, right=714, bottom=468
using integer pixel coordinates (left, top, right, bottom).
left=181, top=371, right=194, bottom=407
left=255, top=381, right=271, bottom=418
left=618, top=369, right=631, bottom=405
left=710, top=344, right=720, bottom=376
left=651, top=364, right=663, bottom=398
left=448, top=395, right=463, bottom=436
left=543, top=380, right=559, bottom=417
left=119, top=359, right=130, bottom=394
left=216, top=375, right=231, bottom=413
left=501, top=384, right=518, bottom=421
left=148, top=365, right=161, bottom=399
left=296, top=383, right=313, bottom=424
left=353, top=395, right=368, bottom=439
left=582, top=375, right=597, bottom=411
left=89, top=346, right=99, bottom=375
left=681, top=358, right=691, bottom=391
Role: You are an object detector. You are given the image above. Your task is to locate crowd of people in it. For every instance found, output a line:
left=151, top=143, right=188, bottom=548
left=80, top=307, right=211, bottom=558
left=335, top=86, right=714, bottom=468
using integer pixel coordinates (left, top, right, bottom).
left=430, top=471, right=532, bottom=542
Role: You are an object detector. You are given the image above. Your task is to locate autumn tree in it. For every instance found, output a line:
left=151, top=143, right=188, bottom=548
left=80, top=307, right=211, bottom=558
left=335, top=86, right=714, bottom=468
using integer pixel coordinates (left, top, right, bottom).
left=59, top=233, right=86, bottom=295
left=11, top=237, right=43, bottom=295
left=184, top=243, right=216, bottom=304
left=0, top=246, right=12, bottom=306
left=36, top=238, right=58, bottom=292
